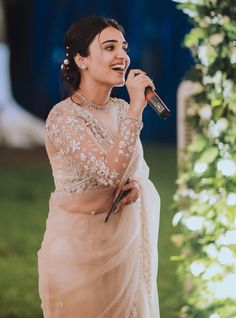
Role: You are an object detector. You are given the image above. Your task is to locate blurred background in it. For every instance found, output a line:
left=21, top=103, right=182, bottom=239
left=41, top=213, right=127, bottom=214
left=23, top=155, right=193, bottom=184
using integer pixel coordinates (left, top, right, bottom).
left=0, top=0, right=192, bottom=317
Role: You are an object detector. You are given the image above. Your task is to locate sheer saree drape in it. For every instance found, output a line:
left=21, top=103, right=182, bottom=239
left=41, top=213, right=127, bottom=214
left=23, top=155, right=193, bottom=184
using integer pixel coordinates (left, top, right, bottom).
left=38, top=143, right=160, bottom=318
left=38, top=99, right=160, bottom=317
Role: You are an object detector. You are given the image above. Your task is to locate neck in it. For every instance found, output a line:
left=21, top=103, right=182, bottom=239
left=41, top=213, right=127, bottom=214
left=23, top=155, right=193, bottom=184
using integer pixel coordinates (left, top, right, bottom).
left=77, top=78, right=112, bottom=105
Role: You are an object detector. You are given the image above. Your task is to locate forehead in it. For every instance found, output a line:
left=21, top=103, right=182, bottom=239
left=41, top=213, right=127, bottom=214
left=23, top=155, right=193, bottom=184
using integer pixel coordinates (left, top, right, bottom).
left=99, top=26, right=126, bottom=43
left=91, top=26, right=127, bottom=48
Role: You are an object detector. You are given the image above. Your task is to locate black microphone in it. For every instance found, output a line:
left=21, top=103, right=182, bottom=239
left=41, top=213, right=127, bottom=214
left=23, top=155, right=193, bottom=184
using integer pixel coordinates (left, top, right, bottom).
left=145, top=86, right=171, bottom=119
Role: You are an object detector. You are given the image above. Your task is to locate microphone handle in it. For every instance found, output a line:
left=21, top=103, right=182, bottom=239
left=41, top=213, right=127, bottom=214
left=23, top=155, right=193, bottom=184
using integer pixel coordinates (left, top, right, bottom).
left=145, top=87, right=171, bottom=119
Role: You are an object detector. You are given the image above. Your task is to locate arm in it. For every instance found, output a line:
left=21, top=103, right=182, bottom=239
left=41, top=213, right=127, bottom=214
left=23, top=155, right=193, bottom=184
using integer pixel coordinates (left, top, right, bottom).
left=46, top=102, right=143, bottom=187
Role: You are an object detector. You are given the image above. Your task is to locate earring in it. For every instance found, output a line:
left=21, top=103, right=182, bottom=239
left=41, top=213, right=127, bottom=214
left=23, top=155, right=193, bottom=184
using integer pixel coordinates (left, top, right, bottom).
left=80, top=65, right=86, bottom=69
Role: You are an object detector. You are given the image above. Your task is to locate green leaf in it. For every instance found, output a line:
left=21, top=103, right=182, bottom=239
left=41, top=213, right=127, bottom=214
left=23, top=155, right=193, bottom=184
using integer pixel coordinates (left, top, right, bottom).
left=198, top=147, right=218, bottom=164
left=224, top=22, right=236, bottom=34
left=185, top=28, right=206, bottom=47
left=212, top=105, right=225, bottom=119
left=188, top=136, right=207, bottom=153
left=211, top=99, right=222, bottom=107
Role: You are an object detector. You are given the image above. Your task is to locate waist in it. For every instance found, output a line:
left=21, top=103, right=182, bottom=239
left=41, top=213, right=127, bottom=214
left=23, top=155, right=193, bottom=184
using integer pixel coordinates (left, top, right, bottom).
left=49, top=187, right=115, bottom=215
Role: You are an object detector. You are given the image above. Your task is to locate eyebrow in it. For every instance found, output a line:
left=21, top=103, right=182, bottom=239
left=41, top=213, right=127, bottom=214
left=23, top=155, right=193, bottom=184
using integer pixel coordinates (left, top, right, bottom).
left=101, top=39, right=128, bottom=46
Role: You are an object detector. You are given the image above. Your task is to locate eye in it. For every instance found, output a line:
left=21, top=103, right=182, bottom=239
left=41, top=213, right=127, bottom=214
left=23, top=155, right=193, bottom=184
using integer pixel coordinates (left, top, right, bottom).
left=123, top=47, right=129, bottom=53
left=105, top=45, right=115, bottom=51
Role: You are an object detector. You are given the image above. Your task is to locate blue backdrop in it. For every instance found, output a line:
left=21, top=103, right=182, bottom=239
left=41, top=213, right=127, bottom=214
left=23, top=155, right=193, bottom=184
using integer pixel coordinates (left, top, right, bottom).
left=5, top=0, right=192, bottom=142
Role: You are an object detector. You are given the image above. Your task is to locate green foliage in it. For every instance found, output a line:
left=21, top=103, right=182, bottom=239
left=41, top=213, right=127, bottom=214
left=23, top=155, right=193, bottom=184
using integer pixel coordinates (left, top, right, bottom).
left=0, top=165, right=52, bottom=318
left=172, top=0, right=236, bottom=317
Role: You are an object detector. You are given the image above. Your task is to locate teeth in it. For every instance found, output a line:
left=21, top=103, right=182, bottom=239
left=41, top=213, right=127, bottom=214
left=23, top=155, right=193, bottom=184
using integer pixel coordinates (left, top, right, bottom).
left=111, top=64, right=125, bottom=71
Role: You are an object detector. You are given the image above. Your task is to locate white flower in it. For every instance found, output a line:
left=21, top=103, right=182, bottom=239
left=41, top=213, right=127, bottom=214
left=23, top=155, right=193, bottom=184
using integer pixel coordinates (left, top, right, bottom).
left=209, top=195, right=217, bottom=205
left=215, top=118, right=229, bottom=132
left=203, top=71, right=223, bottom=86
left=198, top=45, right=217, bottom=66
left=203, top=75, right=213, bottom=85
left=172, top=211, right=184, bottom=226
left=227, top=193, right=236, bottom=206
left=223, top=80, right=233, bottom=99
left=211, top=14, right=225, bottom=25
left=204, top=244, right=219, bottom=259
left=208, top=123, right=220, bottom=138
left=199, top=190, right=209, bottom=203
left=194, top=162, right=207, bottom=174
left=217, top=159, right=236, bottom=176
left=205, top=220, right=215, bottom=233
left=218, top=247, right=235, bottom=265
left=198, top=105, right=212, bottom=120
left=208, top=274, right=236, bottom=300
left=212, top=71, right=223, bottom=84
left=210, top=313, right=220, bottom=318
left=187, top=189, right=195, bottom=198
left=184, top=216, right=205, bottom=231
left=203, top=263, right=222, bottom=280
left=190, top=261, right=205, bottom=276
left=209, top=33, right=224, bottom=46
left=218, top=215, right=229, bottom=226
left=216, top=230, right=236, bottom=245
left=230, top=47, right=236, bottom=64
left=183, top=8, right=197, bottom=17
left=198, top=46, right=209, bottom=66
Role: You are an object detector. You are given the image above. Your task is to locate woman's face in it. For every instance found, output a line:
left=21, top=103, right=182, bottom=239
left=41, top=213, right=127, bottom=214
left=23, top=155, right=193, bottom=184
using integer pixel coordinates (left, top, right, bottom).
left=82, top=26, right=130, bottom=88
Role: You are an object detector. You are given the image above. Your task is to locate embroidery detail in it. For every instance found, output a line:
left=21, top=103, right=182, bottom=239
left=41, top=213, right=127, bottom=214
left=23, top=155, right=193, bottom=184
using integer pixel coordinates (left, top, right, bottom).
left=45, top=98, right=143, bottom=192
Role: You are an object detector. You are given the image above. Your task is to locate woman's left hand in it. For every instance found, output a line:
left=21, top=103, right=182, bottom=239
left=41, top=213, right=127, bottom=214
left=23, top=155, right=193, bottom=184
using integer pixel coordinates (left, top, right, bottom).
left=113, top=179, right=140, bottom=212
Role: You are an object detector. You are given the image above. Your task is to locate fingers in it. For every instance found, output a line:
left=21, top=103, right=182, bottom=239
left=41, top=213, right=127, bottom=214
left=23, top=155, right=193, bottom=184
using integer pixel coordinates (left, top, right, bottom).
left=133, top=74, right=155, bottom=91
left=113, top=179, right=140, bottom=213
left=121, top=181, right=135, bottom=191
left=119, top=187, right=139, bottom=205
left=127, top=69, right=155, bottom=90
left=122, top=179, right=140, bottom=192
left=127, top=69, right=146, bottom=79
left=115, top=188, right=138, bottom=212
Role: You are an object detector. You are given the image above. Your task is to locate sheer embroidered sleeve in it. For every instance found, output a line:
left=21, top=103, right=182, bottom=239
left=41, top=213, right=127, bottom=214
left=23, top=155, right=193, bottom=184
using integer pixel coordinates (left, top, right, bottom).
left=45, top=102, right=143, bottom=187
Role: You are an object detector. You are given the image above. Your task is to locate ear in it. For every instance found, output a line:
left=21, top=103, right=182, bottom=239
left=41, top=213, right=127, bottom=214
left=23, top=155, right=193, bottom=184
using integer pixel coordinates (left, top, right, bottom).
left=74, top=53, right=88, bottom=70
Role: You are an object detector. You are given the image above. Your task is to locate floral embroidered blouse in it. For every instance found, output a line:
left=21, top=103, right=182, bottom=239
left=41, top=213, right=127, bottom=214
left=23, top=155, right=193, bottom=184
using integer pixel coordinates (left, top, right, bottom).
left=45, top=97, right=143, bottom=193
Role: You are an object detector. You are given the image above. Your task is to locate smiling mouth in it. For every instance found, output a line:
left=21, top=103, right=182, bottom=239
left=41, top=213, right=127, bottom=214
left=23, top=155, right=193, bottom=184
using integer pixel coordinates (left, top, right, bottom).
left=110, top=64, right=126, bottom=74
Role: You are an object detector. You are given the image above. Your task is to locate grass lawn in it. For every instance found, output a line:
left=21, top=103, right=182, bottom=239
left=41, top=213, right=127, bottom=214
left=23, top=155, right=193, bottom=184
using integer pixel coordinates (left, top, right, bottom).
left=0, top=143, right=182, bottom=318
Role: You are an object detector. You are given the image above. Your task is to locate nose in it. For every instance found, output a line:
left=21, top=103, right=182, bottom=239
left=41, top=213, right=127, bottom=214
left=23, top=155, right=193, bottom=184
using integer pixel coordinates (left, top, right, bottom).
left=116, top=48, right=128, bottom=59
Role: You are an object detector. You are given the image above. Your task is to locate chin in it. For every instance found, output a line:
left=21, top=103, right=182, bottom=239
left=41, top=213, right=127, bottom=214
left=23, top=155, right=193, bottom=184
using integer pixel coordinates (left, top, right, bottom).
left=113, top=78, right=126, bottom=87
left=114, top=82, right=125, bottom=88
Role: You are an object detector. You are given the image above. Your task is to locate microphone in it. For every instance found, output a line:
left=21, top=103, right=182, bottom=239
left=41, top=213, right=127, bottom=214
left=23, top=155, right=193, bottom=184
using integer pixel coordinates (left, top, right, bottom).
left=145, top=86, right=171, bottom=119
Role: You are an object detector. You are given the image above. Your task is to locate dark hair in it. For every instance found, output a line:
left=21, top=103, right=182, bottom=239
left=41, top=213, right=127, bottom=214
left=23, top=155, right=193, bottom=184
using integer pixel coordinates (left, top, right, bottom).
left=61, top=16, right=125, bottom=92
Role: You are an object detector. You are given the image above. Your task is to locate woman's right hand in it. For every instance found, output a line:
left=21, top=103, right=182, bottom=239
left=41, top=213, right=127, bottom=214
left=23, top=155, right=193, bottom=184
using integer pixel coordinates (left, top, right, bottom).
left=126, top=69, right=155, bottom=115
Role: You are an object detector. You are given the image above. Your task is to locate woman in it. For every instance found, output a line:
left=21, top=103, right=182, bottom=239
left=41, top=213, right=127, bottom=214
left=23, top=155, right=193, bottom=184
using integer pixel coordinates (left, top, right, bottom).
left=38, top=16, right=160, bottom=318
